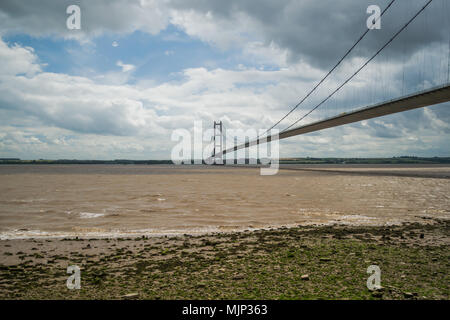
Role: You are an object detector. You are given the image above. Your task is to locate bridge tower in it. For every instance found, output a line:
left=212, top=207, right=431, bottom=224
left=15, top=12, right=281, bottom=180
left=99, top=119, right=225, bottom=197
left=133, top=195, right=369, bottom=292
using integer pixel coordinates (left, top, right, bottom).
left=212, top=121, right=224, bottom=165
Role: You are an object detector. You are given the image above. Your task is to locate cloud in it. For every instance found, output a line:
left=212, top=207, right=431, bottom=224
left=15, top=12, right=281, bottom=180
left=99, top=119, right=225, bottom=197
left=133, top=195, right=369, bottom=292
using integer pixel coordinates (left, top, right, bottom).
left=0, top=39, right=41, bottom=76
left=168, top=0, right=448, bottom=68
left=0, top=0, right=447, bottom=70
left=0, top=0, right=169, bottom=40
left=116, top=60, right=135, bottom=72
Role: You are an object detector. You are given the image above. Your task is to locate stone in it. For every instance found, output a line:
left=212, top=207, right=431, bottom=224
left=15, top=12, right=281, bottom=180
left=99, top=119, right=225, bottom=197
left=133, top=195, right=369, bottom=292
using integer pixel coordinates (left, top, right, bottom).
left=404, top=292, right=414, bottom=298
left=122, top=292, right=139, bottom=299
left=301, top=274, right=309, bottom=280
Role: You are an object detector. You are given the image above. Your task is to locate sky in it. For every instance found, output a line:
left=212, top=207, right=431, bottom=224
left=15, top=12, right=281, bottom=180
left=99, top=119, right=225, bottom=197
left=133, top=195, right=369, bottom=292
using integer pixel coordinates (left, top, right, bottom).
left=0, top=0, right=449, bottom=160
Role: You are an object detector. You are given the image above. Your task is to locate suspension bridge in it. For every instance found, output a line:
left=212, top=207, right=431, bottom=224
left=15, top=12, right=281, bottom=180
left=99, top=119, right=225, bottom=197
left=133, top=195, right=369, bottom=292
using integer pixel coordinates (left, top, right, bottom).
left=209, top=0, right=450, bottom=164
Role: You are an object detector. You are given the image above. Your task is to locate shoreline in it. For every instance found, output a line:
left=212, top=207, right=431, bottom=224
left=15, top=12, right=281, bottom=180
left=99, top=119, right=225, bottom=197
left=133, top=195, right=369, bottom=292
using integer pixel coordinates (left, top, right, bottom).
left=0, top=215, right=440, bottom=241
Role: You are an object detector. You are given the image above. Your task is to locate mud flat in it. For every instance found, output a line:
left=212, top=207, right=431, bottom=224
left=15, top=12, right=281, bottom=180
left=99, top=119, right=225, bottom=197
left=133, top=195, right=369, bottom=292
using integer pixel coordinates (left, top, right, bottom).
left=279, top=164, right=450, bottom=179
left=0, top=218, right=448, bottom=299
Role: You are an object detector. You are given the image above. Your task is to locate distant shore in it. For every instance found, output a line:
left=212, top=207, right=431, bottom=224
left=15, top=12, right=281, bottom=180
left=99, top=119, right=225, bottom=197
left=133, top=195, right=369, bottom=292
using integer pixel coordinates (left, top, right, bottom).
left=1, top=218, right=448, bottom=299
left=1, top=156, right=450, bottom=165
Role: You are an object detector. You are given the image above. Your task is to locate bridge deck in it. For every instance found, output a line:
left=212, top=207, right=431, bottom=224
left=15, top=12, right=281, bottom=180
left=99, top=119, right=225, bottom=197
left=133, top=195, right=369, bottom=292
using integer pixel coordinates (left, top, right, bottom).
left=221, top=84, right=450, bottom=156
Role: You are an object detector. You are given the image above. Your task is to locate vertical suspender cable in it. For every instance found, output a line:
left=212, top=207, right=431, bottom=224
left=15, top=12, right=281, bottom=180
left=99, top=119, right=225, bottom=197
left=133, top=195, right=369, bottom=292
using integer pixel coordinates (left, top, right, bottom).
left=281, top=0, right=434, bottom=133
left=258, top=0, right=397, bottom=138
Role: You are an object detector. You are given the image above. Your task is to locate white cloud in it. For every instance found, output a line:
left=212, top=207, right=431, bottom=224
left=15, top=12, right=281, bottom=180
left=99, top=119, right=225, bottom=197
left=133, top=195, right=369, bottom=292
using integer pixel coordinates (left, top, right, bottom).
left=116, top=60, right=135, bottom=72
left=0, top=40, right=41, bottom=76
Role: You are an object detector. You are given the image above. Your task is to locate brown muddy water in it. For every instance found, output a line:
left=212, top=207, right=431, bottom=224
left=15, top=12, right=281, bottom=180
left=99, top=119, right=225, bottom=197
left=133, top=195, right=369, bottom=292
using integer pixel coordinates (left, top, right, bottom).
left=0, top=164, right=449, bottom=239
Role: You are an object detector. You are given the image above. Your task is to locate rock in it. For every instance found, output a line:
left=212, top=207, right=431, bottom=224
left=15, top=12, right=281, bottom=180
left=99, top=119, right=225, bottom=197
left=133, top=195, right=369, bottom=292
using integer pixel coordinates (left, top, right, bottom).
left=233, top=274, right=245, bottom=280
left=301, top=274, right=309, bottom=281
left=122, top=292, right=139, bottom=299
left=320, top=257, right=331, bottom=262
left=404, top=292, right=414, bottom=298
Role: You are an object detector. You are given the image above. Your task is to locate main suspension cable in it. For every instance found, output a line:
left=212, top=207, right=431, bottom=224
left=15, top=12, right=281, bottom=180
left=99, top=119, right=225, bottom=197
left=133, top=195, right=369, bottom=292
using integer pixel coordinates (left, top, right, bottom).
left=281, top=0, right=434, bottom=133
left=258, top=0, right=397, bottom=138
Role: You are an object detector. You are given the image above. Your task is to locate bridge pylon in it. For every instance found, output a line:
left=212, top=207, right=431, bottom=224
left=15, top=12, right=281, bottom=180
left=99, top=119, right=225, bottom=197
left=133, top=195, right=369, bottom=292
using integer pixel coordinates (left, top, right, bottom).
left=212, top=121, right=224, bottom=165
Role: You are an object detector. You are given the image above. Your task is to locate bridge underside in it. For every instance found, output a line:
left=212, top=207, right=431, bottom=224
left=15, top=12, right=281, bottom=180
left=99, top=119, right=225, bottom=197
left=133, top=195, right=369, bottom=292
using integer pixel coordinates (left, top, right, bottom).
left=221, top=84, right=450, bottom=156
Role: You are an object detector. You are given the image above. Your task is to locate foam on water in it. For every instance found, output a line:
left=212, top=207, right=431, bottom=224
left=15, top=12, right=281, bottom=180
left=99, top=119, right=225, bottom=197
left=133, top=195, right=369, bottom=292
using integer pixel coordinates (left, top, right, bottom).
left=79, top=212, right=106, bottom=219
